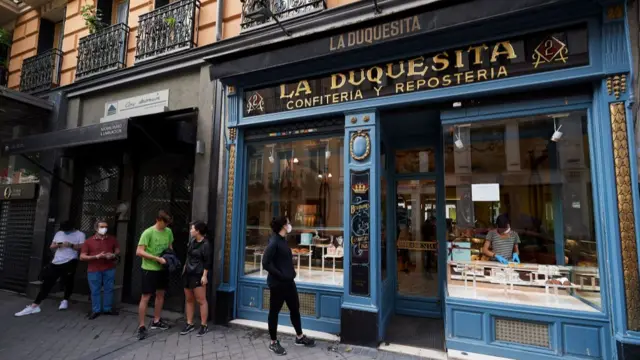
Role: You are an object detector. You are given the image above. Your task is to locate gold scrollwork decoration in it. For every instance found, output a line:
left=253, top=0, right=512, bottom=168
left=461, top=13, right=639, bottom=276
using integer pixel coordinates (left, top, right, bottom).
left=607, top=5, right=624, bottom=20
left=223, top=144, right=236, bottom=283
left=610, top=102, right=640, bottom=331
left=227, top=85, right=236, bottom=95
left=349, top=130, right=371, bottom=161
left=607, top=74, right=627, bottom=100
left=229, top=128, right=237, bottom=142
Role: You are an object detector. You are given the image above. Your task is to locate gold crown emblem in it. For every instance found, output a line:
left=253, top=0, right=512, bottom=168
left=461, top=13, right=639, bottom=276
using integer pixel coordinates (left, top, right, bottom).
left=352, top=183, right=369, bottom=194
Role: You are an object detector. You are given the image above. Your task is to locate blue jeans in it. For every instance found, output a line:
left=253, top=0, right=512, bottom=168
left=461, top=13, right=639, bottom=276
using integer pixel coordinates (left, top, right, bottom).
left=87, top=268, right=116, bottom=313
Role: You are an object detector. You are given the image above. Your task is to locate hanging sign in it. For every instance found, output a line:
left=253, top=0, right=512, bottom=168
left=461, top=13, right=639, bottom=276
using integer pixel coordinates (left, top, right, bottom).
left=350, top=169, right=370, bottom=297
left=243, top=24, right=588, bottom=117
left=0, top=184, right=38, bottom=200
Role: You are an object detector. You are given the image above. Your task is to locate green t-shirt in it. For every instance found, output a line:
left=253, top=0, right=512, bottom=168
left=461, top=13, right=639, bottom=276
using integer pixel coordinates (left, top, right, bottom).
left=138, top=226, right=174, bottom=271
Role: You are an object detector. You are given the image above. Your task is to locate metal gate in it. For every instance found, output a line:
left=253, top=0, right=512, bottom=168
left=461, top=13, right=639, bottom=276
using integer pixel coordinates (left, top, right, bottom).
left=128, top=155, right=193, bottom=312
left=70, top=163, right=122, bottom=294
left=0, top=200, right=38, bottom=292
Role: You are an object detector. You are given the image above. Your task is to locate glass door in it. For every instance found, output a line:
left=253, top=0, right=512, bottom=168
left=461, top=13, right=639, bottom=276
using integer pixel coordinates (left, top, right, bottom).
left=396, top=179, right=439, bottom=299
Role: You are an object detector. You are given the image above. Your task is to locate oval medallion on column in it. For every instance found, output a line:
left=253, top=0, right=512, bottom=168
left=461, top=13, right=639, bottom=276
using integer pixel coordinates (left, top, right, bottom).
left=350, top=130, right=371, bottom=161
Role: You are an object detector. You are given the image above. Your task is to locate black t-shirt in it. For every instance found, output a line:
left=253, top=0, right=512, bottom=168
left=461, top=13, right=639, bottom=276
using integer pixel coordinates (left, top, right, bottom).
left=185, top=238, right=211, bottom=275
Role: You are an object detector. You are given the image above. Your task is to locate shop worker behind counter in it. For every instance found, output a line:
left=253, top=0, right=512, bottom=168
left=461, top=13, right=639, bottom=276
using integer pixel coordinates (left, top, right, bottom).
left=135, top=210, right=174, bottom=340
left=262, top=216, right=316, bottom=356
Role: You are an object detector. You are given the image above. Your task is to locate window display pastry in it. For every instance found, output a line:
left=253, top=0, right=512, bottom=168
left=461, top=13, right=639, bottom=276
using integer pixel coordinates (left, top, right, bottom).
left=482, top=215, right=521, bottom=264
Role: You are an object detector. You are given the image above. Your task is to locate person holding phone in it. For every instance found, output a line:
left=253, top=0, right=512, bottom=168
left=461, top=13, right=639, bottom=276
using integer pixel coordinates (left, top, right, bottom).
left=180, top=221, right=211, bottom=337
left=80, top=220, right=120, bottom=319
left=14, top=221, right=85, bottom=316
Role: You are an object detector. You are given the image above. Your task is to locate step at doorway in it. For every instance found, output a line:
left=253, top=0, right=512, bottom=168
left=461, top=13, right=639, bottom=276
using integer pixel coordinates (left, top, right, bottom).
left=384, top=315, right=445, bottom=350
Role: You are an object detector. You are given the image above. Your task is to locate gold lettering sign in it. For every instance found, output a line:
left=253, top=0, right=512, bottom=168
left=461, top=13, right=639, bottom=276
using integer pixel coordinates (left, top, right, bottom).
left=244, top=25, right=589, bottom=117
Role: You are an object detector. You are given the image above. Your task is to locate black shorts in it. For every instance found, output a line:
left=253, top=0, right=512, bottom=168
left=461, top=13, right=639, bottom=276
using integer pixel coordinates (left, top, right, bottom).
left=141, top=269, right=169, bottom=295
left=183, top=273, right=204, bottom=290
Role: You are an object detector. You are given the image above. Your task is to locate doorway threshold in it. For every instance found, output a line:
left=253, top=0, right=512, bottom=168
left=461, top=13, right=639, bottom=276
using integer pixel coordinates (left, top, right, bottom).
left=378, top=345, right=515, bottom=360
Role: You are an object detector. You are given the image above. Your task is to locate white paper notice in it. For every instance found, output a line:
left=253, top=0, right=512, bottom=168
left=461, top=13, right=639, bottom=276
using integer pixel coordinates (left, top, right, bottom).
left=471, top=183, right=500, bottom=202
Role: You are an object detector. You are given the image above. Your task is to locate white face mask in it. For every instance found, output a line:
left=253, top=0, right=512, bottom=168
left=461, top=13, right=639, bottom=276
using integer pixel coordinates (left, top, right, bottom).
left=285, top=224, right=292, bottom=233
left=98, top=228, right=108, bottom=235
left=504, top=227, right=511, bottom=234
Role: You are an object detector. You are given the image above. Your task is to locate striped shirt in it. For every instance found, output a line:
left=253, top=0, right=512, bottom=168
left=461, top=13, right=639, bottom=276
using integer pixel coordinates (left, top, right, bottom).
left=486, top=230, right=520, bottom=259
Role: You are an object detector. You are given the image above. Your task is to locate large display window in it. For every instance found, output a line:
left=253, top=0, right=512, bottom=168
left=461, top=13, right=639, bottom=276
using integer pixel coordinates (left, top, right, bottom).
left=443, top=110, right=601, bottom=311
left=243, top=136, right=345, bottom=287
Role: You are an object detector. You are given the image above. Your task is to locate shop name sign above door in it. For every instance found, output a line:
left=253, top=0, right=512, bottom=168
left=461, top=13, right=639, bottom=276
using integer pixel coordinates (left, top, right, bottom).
left=101, top=90, right=170, bottom=123
left=243, top=25, right=588, bottom=117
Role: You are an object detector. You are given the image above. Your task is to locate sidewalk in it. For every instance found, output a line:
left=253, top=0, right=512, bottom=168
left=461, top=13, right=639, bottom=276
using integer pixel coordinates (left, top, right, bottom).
left=0, top=291, right=430, bottom=360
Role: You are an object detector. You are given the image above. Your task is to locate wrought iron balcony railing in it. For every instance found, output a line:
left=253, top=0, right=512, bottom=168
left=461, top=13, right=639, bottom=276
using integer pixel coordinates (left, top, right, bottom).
left=19, top=48, right=62, bottom=94
left=135, top=0, right=200, bottom=63
left=76, top=23, right=129, bottom=80
left=241, top=0, right=326, bottom=31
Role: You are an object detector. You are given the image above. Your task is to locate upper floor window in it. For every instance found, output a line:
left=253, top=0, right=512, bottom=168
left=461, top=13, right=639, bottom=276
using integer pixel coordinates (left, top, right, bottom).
left=240, top=0, right=327, bottom=32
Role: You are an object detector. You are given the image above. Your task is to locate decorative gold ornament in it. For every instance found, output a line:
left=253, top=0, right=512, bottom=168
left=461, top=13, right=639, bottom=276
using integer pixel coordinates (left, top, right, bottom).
left=607, top=74, right=627, bottom=100
left=610, top=102, right=640, bottom=331
left=607, top=5, right=624, bottom=20
left=227, top=85, right=236, bottom=95
left=229, top=128, right=237, bottom=142
left=349, top=130, right=371, bottom=161
left=363, top=115, right=370, bottom=123
left=223, top=145, right=236, bottom=283
left=350, top=117, right=357, bottom=124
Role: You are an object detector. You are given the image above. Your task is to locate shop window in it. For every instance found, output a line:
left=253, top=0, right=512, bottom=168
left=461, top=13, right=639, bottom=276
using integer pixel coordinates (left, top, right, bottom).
left=395, top=148, right=436, bottom=173
left=0, top=154, right=41, bottom=184
left=243, top=137, right=345, bottom=287
left=444, top=110, right=601, bottom=311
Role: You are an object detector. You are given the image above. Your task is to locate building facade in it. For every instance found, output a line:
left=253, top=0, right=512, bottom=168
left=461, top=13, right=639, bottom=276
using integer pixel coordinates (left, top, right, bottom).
left=207, top=1, right=640, bottom=359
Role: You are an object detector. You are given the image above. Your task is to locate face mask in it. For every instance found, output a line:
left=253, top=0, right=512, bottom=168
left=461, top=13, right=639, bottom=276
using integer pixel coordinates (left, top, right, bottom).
left=285, top=224, right=292, bottom=233
left=98, top=228, right=108, bottom=235
left=503, top=227, right=511, bottom=234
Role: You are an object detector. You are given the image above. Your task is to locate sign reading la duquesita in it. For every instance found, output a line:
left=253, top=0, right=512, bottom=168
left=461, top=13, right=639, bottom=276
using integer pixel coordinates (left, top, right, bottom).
left=350, top=169, right=370, bottom=297
left=243, top=24, right=588, bottom=117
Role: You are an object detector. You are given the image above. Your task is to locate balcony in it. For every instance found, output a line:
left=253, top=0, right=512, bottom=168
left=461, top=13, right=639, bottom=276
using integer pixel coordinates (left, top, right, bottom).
left=76, top=23, right=129, bottom=80
left=135, top=0, right=200, bottom=63
left=240, top=0, right=326, bottom=31
left=19, top=48, right=62, bottom=94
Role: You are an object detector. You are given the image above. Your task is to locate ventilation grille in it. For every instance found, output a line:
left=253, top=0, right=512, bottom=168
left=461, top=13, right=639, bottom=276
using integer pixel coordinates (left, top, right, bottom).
left=495, top=318, right=550, bottom=348
left=262, top=288, right=316, bottom=316
left=0, top=200, right=37, bottom=292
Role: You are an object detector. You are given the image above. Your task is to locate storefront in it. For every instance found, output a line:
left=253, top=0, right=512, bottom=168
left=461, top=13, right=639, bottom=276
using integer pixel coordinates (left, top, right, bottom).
left=209, top=1, right=640, bottom=359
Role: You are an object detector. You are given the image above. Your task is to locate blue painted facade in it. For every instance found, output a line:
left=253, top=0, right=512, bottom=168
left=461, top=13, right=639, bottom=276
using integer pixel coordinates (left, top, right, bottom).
left=216, top=1, right=640, bottom=359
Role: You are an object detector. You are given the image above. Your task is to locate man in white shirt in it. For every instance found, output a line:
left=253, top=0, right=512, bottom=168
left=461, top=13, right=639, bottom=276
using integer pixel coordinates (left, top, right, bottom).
left=15, top=221, right=85, bottom=316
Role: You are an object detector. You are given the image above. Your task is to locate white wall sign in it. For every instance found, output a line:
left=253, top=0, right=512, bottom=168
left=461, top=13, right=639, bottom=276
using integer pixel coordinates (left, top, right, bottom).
left=471, top=183, right=500, bottom=202
left=101, top=90, right=169, bottom=123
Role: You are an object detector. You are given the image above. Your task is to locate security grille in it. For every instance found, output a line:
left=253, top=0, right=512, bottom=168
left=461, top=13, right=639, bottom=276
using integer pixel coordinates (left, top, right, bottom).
left=262, top=288, right=316, bottom=316
left=129, top=158, right=193, bottom=312
left=495, top=318, right=551, bottom=348
left=0, top=200, right=38, bottom=292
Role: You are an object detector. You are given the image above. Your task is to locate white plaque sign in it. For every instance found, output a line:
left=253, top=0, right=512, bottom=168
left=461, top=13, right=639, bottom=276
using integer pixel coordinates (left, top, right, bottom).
left=101, top=90, right=169, bottom=123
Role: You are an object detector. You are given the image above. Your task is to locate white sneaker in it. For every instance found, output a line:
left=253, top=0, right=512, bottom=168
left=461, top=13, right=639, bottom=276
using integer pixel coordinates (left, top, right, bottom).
left=14, top=305, right=41, bottom=317
left=59, top=300, right=68, bottom=310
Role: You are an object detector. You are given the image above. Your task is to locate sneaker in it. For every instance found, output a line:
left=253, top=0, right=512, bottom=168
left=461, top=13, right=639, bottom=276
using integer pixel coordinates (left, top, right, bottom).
left=150, top=319, right=170, bottom=330
left=14, top=305, right=40, bottom=317
left=180, top=324, right=195, bottom=335
left=137, top=326, right=148, bottom=341
left=103, top=309, right=119, bottom=316
left=58, top=300, right=68, bottom=310
left=196, top=325, right=208, bottom=337
left=269, top=340, right=287, bottom=356
left=88, top=312, right=100, bottom=320
left=295, top=335, right=316, bottom=347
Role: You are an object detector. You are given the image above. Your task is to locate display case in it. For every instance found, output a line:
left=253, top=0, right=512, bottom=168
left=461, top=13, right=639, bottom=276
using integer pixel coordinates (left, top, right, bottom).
left=447, top=260, right=600, bottom=311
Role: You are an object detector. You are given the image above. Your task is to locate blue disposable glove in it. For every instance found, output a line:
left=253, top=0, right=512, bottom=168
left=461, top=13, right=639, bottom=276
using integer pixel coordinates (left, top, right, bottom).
left=495, top=255, right=508, bottom=264
left=512, top=253, right=520, bottom=264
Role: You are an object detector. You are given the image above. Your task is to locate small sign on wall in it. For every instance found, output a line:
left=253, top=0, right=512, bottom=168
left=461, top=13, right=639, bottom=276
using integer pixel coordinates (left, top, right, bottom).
left=101, top=90, right=170, bottom=123
left=471, top=183, right=500, bottom=202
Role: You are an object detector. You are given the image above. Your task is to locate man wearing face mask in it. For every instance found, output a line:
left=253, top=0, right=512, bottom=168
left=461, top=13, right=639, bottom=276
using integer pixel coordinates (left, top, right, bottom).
left=262, top=216, right=315, bottom=356
left=483, top=214, right=521, bottom=265
left=80, top=220, right=120, bottom=319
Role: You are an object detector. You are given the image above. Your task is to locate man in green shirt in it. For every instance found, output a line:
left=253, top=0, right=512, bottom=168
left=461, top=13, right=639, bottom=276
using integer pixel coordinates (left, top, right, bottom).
left=136, top=210, right=174, bottom=340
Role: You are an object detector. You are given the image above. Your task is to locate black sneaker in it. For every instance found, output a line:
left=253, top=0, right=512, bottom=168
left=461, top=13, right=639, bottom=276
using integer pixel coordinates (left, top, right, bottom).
left=295, top=335, right=316, bottom=347
left=180, top=324, right=195, bottom=335
left=269, top=340, right=287, bottom=356
left=88, top=312, right=100, bottom=320
left=196, top=325, right=208, bottom=337
left=150, top=319, right=170, bottom=330
left=137, top=326, right=148, bottom=341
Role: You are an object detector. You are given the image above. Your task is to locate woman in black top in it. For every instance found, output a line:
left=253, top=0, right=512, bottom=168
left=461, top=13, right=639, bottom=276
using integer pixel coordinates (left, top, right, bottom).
left=262, top=216, right=315, bottom=356
left=180, top=221, right=211, bottom=337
